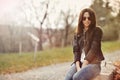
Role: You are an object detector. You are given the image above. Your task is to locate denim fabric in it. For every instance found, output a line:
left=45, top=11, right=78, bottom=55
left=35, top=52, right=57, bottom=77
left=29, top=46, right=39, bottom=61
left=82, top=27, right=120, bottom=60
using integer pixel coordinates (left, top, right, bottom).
left=64, top=63, right=101, bottom=80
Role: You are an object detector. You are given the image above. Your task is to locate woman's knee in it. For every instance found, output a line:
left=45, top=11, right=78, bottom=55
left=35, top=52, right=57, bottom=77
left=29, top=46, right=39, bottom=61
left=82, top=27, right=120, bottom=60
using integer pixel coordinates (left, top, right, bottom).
left=73, top=73, right=80, bottom=80
left=73, top=75, right=86, bottom=80
left=73, top=75, right=77, bottom=80
left=73, top=72, right=87, bottom=80
left=65, top=74, right=72, bottom=80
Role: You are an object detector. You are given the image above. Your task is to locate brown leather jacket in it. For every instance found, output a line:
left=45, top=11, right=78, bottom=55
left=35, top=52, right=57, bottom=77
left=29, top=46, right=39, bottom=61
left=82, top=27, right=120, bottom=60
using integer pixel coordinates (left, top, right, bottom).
left=73, top=27, right=105, bottom=64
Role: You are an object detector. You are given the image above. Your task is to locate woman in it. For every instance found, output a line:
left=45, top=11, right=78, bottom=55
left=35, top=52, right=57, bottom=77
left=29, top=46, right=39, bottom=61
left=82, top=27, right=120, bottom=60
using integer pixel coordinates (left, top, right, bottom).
left=65, top=8, right=105, bottom=80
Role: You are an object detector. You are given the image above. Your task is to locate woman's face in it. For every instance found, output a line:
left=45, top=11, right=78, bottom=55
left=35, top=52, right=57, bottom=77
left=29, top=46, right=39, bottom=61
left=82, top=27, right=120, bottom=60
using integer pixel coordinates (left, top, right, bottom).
left=82, top=12, right=91, bottom=29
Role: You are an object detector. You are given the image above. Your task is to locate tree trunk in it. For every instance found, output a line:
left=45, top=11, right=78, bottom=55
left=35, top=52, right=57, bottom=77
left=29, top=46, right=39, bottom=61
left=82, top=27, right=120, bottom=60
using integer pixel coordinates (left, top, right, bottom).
left=38, top=28, right=43, bottom=51
left=63, top=25, right=69, bottom=47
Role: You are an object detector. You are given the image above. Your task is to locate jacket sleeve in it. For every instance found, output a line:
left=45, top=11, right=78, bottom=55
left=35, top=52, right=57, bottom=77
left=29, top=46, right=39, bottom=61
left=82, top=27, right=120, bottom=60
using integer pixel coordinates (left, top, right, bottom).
left=73, top=34, right=81, bottom=62
left=84, top=27, right=103, bottom=62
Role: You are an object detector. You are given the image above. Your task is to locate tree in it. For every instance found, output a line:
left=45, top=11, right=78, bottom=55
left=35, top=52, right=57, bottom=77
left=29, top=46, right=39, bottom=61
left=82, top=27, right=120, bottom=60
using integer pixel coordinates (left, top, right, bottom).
left=90, top=0, right=112, bottom=27
left=59, top=9, right=77, bottom=47
left=20, top=0, right=49, bottom=50
left=91, top=0, right=120, bottom=41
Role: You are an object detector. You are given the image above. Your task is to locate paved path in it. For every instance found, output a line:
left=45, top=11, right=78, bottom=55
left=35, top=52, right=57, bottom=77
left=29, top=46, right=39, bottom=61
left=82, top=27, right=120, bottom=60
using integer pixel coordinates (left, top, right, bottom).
left=0, top=51, right=120, bottom=80
left=0, top=62, right=71, bottom=80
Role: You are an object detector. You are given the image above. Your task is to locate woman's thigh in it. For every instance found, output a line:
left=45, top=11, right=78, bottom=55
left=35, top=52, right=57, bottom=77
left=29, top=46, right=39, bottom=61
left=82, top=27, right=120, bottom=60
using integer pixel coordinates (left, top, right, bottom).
left=64, top=64, right=77, bottom=80
left=73, top=64, right=101, bottom=80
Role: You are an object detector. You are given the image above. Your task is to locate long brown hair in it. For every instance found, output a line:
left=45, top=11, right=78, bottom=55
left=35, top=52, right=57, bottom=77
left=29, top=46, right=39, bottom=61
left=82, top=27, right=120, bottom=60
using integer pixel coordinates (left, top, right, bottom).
left=75, top=8, right=96, bottom=34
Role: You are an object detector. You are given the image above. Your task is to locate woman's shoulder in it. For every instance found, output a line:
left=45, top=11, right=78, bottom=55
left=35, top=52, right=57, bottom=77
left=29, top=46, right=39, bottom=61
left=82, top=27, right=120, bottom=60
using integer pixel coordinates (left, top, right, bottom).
left=74, top=33, right=80, bottom=39
left=95, top=26, right=102, bottom=31
left=74, top=33, right=81, bottom=37
left=94, top=26, right=103, bottom=33
left=93, top=26, right=103, bottom=37
left=73, top=33, right=83, bottom=40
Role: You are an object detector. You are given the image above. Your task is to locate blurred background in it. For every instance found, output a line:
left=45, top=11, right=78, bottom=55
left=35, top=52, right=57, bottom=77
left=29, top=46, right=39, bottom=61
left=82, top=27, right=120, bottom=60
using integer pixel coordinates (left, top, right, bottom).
left=0, top=0, right=120, bottom=53
left=0, top=0, right=120, bottom=74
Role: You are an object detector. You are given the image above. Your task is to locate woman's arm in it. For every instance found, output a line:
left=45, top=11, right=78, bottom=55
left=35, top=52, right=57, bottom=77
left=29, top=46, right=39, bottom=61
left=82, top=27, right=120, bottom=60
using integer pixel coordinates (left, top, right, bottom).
left=76, top=61, right=81, bottom=72
left=84, top=27, right=103, bottom=63
left=73, top=34, right=82, bottom=71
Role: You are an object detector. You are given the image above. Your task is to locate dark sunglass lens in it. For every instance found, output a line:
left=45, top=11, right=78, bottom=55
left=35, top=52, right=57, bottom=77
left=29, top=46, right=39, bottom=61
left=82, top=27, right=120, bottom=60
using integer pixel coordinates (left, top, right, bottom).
left=88, top=17, right=91, bottom=20
left=83, top=17, right=91, bottom=20
left=83, top=17, right=86, bottom=20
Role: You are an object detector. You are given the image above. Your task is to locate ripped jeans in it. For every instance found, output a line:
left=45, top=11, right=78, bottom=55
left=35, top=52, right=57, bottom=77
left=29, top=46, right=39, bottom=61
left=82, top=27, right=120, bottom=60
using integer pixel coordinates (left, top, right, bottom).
left=64, top=63, right=101, bottom=80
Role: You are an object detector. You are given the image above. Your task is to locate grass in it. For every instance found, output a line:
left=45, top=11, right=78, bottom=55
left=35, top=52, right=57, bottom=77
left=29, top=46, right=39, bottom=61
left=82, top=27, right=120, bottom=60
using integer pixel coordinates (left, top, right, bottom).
left=0, top=41, right=120, bottom=74
left=0, top=47, right=73, bottom=74
left=102, top=41, right=120, bottom=53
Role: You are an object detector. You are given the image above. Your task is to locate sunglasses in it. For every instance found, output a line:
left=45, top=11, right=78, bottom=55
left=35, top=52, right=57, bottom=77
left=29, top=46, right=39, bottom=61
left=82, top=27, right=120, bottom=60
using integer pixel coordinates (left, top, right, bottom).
left=82, top=17, right=91, bottom=21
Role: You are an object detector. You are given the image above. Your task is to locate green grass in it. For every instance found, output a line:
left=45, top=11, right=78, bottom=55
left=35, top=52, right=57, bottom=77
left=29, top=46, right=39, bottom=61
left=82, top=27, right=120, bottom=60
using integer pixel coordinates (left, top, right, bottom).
left=0, top=41, right=120, bottom=74
left=102, top=41, right=120, bottom=53
left=0, top=47, right=73, bottom=74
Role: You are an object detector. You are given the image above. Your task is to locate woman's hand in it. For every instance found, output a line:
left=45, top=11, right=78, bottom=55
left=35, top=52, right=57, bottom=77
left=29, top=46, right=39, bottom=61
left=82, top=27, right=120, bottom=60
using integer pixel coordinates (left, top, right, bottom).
left=82, top=60, right=89, bottom=68
left=77, top=67, right=81, bottom=72
left=76, top=61, right=81, bottom=72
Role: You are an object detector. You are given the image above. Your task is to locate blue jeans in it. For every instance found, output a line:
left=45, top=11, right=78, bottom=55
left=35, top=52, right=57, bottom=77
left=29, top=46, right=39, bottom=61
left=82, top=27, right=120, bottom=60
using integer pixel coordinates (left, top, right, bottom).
left=64, top=63, right=101, bottom=80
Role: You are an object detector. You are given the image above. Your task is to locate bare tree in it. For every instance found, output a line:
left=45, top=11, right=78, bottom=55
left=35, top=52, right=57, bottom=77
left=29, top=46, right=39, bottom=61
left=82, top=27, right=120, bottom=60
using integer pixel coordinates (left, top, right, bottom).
left=60, top=10, right=77, bottom=47
left=20, top=0, right=49, bottom=51
left=37, top=2, right=48, bottom=50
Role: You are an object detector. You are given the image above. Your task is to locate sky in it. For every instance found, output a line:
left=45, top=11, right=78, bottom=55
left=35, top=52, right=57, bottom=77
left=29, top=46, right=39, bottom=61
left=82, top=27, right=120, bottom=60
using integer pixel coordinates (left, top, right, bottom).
left=0, top=0, right=19, bottom=14
left=0, top=0, right=92, bottom=27
left=0, top=0, right=120, bottom=28
left=0, top=0, right=21, bottom=25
